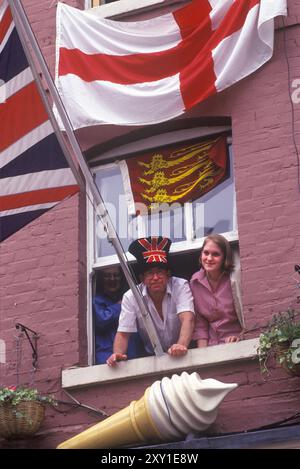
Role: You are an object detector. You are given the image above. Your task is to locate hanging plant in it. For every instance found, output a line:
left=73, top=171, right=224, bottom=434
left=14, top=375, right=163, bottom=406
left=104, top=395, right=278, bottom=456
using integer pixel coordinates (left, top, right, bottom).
left=0, top=386, right=56, bottom=440
left=257, top=309, right=300, bottom=376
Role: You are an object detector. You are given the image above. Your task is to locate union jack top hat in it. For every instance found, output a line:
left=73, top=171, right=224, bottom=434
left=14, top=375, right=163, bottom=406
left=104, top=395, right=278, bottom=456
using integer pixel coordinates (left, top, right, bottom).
left=129, top=236, right=172, bottom=273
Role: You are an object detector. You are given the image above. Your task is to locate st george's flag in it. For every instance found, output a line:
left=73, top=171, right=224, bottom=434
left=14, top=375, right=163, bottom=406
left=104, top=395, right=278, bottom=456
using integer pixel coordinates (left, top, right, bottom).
left=56, top=0, right=287, bottom=128
left=0, top=0, right=79, bottom=242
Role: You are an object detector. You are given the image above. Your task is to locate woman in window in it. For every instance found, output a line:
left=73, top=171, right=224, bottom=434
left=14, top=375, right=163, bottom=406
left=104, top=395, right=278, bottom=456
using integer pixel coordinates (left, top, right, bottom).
left=190, top=234, right=244, bottom=348
left=93, top=265, right=147, bottom=364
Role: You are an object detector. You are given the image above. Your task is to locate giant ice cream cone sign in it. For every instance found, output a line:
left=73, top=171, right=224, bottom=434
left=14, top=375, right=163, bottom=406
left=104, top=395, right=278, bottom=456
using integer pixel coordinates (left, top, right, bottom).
left=57, top=372, right=237, bottom=449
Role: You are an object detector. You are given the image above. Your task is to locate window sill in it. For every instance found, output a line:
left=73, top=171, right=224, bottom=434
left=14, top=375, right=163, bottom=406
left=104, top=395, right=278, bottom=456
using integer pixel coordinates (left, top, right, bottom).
left=62, top=338, right=259, bottom=389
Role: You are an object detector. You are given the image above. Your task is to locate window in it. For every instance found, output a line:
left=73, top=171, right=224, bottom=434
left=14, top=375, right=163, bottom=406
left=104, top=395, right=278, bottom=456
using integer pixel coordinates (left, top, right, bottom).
left=87, top=125, right=239, bottom=365
left=92, top=130, right=237, bottom=266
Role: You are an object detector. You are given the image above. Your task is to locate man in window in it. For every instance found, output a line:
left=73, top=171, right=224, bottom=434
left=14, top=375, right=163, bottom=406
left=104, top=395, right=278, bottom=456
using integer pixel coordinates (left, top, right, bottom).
left=106, top=236, right=195, bottom=366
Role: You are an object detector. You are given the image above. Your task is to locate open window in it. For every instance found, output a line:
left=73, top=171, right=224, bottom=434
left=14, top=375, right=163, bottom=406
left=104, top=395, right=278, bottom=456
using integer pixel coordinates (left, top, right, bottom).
left=92, top=127, right=237, bottom=263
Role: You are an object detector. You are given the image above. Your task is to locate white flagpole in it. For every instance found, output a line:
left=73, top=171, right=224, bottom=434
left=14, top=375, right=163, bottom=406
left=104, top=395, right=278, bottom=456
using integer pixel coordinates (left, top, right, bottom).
left=8, top=0, right=164, bottom=357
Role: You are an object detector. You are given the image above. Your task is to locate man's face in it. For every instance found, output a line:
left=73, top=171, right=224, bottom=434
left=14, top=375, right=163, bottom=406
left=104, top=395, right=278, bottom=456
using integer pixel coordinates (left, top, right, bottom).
left=142, top=267, right=169, bottom=296
left=102, top=266, right=122, bottom=296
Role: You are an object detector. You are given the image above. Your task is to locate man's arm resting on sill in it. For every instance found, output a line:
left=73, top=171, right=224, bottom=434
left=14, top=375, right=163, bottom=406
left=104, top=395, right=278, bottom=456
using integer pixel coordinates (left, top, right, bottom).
left=197, top=339, right=208, bottom=348
left=168, top=311, right=195, bottom=357
left=106, top=331, right=130, bottom=367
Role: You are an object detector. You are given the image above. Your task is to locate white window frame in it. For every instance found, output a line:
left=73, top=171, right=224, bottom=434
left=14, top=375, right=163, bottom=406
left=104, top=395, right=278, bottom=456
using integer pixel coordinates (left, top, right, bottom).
left=89, top=126, right=237, bottom=269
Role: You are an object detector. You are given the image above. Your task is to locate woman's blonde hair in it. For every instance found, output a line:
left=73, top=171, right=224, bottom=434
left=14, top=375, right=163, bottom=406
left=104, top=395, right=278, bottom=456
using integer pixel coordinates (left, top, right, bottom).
left=200, top=234, right=234, bottom=273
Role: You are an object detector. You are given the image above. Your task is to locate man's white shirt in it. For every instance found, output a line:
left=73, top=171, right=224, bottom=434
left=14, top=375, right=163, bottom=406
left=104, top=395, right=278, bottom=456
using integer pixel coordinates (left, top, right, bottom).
left=118, top=277, right=195, bottom=353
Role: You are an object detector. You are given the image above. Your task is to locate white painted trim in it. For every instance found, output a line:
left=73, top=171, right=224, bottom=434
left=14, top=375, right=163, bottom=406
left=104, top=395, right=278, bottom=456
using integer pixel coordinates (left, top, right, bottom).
left=88, top=0, right=178, bottom=19
left=92, top=230, right=239, bottom=269
left=86, top=189, right=95, bottom=365
left=184, top=201, right=194, bottom=242
left=62, top=338, right=259, bottom=389
left=0, top=339, right=6, bottom=364
left=137, top=214, right=147, bottom=238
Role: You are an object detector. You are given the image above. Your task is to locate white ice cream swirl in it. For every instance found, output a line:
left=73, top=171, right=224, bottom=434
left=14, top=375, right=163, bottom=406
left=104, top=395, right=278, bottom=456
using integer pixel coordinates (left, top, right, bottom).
left=148, top=371, right=237, bottom=440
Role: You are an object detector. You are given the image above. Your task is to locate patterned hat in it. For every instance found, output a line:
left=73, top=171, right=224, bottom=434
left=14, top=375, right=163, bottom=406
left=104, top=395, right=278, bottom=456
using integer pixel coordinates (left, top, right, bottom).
left=129, top=236, right=172, bottom=273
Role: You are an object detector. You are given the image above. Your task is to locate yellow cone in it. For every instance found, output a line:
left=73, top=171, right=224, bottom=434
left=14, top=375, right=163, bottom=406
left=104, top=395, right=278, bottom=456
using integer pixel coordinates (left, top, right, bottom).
left=57, top=388, right=162, bottom=449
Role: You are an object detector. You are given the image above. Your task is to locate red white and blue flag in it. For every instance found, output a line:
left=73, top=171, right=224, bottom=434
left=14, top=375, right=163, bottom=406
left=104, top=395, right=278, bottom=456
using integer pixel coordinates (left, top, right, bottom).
left=56, top=0, right=286, bottom=128
left=138, top=237, right=170, bottom=264
left=0, top=0, right=79, bottom=242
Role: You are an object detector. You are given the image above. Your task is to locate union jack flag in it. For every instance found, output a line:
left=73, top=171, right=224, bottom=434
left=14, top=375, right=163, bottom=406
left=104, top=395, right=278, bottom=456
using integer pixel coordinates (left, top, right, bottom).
left=0, top=0, right=79, bottom=242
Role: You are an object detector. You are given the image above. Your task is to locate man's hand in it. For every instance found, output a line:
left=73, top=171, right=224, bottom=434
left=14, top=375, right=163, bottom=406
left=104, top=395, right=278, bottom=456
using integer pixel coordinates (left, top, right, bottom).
left=169, top=311, right=194, bottom=356
left=107, top=332, right=130, bottom=366
left=224, top=336, right=240, bottom=343
left=167, top=343, right=188, bottom=357
left=106, top=352, right=127, bottom=367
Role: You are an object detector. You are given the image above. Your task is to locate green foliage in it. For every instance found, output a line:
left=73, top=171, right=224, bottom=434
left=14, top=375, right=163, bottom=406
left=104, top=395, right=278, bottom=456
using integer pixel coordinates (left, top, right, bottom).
left=0, top=386, right=56, bottom=407
left=257, top=309, right=300, bottom=374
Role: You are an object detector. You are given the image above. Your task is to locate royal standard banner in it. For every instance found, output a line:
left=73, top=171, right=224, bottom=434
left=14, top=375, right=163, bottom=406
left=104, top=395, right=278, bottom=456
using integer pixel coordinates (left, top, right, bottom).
left=122, top=135, right=228, bottom=215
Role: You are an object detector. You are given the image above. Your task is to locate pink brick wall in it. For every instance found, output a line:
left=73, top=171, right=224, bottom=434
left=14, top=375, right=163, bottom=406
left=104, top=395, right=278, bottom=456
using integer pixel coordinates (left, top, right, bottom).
left=23, top=0, right=85, bottom=74
left=232, top=18, right=300, bottom=333
left=0, top=193, right=87, bottom=448
left=0, top=0, right=87, bottom=449
left=1, top=0, right=300, bottom=449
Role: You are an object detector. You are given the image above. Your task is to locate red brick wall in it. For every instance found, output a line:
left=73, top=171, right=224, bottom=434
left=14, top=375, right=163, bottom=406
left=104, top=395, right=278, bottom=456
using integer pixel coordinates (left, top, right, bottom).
left=23, top=0, right=85, bottom=74
left=0, top=1, right=86, bottom=449
left=0, top=193, right=88, bottom=448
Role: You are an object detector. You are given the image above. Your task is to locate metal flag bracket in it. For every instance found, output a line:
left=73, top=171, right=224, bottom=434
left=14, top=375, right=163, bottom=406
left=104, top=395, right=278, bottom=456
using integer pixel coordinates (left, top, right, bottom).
left=15, top=323, right=39, bottom=370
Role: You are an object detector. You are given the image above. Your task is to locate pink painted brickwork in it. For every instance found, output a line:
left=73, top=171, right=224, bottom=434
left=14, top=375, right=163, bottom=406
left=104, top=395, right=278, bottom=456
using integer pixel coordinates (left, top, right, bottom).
left=0, top=192, right=87, bottom=439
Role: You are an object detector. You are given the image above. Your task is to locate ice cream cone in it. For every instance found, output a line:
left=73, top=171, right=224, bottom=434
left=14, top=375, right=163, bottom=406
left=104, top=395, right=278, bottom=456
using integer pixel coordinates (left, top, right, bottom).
left=148, top=372, right=237, bottom=440
left=57, top=371, right=237, bottom=449
left=57, top=387, right=162, bottom=449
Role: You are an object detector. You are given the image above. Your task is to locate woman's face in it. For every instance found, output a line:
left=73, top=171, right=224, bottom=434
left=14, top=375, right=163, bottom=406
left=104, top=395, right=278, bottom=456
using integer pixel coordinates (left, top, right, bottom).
left=201, top=240, right=224, bottom=275
left=102, top=266, right=121, bottom=296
